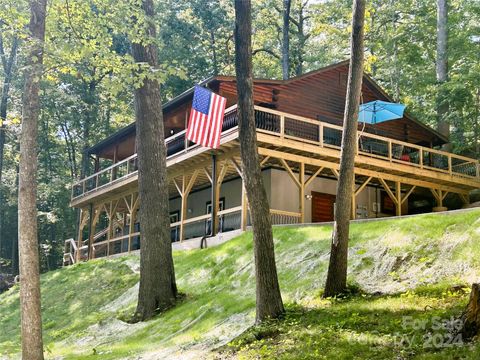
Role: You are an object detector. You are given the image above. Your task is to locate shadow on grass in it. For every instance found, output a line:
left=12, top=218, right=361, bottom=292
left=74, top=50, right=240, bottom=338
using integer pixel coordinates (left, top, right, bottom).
left=221, top=288, right=478, bottom=360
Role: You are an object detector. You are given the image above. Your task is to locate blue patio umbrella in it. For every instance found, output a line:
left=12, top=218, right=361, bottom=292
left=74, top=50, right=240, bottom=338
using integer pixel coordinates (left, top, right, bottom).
left=358, top=100, right=406, bottom=124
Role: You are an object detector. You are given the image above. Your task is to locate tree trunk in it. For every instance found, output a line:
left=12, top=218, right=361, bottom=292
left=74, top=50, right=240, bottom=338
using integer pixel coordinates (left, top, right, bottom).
left=80, top=81, right=97, bottom=179
left=234, top=0, right=284, bottom=323
left=460, top=283, right=480, bottom=341
left=293, top=1, right=308, bottom=76
left=0, top=36, right=19, bottom=258
left=281, top=0, right=291, bottom=80
left=0, top=36, right=18, bottom=184
left=436, top=0, right=449, bottom=141
left=210, top=30, right=219, bottom=76
left=18, top=0, right=47, bottom=359
left=132, top=0, right=178, bottom=321
left=323, top=0, right=365, bottom=298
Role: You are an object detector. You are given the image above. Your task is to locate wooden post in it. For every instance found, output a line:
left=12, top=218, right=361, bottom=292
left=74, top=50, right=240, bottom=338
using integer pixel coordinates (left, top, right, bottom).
left=214, top=161, right=229, bottom=234
left=88, top=206, right=100, bottom=260
left=352, top=176, right=372, bottom=219
left=299, top=162, right=305, bottom=223
left=351, top=179, right=356, bottom=220
left=179, top=170, right=199, bottom=241
left=319, top=123, right=324, bottom=147
left=76, top=209, right=85, bottom=262
left=280, top=115, right=285, bottom=139
left=179, top=175, right=186, bottom=242
left=395, top=181, right=402, bottom=216
left=128, top=193, right=138, bottom=252
left=107, top=201, right=113, bottom=256
left=241, top=182, right=248, bottom=231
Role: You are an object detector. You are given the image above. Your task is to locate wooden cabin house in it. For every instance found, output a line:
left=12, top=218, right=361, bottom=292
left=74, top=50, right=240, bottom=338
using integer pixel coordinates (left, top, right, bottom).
left=64, top=61, right=480, bottom=265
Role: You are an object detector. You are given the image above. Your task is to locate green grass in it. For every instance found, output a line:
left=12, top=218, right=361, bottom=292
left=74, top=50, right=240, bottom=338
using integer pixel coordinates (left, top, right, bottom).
left=223, top=286, right=479, bottom=360
left=0, top=209, right=479, bottom=359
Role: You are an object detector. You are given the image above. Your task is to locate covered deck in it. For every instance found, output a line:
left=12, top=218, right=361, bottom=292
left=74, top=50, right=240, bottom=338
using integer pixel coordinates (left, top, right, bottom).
left=65, top=105, right=480, bottom=264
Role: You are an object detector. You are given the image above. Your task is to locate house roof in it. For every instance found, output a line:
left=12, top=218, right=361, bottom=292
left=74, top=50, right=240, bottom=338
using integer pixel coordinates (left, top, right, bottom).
left=87, top=60, right=447, bottom=156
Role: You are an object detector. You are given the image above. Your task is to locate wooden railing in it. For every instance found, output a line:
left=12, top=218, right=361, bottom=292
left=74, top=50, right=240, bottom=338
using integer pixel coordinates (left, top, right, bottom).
left=71, top=105, right=239, bottom=201
left=63, top=205, right=304, bottom=264
left=270, top=209, right=302, bottom=225
left=253, top=106, right=480, bottom=179
left=62, top=238, right=88, bottom=266
left=71, top=105, right=480, bottom=202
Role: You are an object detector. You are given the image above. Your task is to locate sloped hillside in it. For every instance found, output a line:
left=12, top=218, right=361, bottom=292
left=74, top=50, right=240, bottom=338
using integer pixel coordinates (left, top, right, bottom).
left=1, top=209, right=480, bottom=359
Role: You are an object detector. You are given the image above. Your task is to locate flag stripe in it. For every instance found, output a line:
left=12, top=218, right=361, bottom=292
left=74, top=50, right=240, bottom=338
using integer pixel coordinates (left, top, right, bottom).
left=186, top=86, right=227, bottom=149
left=207, top=95, right=220, bottom=148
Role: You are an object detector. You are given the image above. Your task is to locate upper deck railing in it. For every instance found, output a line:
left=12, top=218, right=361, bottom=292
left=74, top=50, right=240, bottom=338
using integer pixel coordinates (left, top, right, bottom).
left=71, top=105, right=480, bottom=202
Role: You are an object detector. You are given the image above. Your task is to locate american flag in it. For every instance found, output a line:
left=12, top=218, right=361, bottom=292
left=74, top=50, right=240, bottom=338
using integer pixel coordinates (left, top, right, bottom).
left=186, top=85, right=227, bottom=149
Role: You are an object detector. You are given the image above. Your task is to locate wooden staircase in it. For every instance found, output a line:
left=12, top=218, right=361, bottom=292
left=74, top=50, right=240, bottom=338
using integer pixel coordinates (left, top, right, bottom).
left=63, top=219, right=124, bottom=266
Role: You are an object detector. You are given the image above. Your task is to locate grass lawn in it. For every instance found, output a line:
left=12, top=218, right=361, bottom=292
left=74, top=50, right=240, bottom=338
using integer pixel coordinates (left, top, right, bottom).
left=221, top=285, right=479, bottom=359
left=0, top=209, right=479, bottom=359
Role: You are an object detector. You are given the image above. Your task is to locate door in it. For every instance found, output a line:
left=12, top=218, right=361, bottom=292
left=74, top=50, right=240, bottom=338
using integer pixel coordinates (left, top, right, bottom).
left=311, top=191, right=336, bottom=222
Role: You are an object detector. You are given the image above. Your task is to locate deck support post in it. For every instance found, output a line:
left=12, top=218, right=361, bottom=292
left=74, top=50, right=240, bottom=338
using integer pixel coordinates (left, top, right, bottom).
left=353, top=176, right=373, bottom=219
left=76, top=209, right=88, bottom=262
left=351, top=178, right=356, bottom=220
left=430, top=188, right=449, bottom=209
left=107, top=201, right=113, bottom=257
left=88, top=206, right=101, bottom=259
left=214, top=160, right=229, bottom=235
left=378, top=178, right=401, bottom=216
left=179, top=170, right=199, bottom=242
left=459, top=193, right=469, bottom=205
left=299, top=162, right=305, bottom=223
left=395, top=181, right=402, bottom=216
left=179, top=176, right=187, bottom=242
left=105, top=199, right=119, bottom=257
left=230, top=158, right=248, bottom=231
left=279, top=158, right=304, bottom=222
left=211, top=155, right=217, bottom=237
left=128, top=192, right=138, bottom=252
left=241, top=182, right=248, bottom=231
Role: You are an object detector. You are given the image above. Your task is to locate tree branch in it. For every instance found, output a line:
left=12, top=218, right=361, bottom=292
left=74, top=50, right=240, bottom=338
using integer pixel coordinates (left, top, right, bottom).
left=253, top=48, right=280, bottom=59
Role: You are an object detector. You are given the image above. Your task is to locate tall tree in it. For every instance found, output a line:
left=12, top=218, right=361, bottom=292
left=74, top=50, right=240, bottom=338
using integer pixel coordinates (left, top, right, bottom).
left=281, top=0, right=291, bottom=79
left=436, top=0, right=449, bottom=141
left=323, top=0, right=365, bottom=298
left=132, top=0, right=178, bottom=321
left=0, top=34, right=18, bottom=184
left=234, top=0, right=284, bottom=322
left=18, top=0, right=47, bottom=358
left=0, top=34, right=18, bottom=259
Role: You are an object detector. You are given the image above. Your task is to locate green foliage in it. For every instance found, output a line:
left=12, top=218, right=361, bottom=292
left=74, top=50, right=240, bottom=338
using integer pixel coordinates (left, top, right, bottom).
left=0, top=0, right=479, bottom=275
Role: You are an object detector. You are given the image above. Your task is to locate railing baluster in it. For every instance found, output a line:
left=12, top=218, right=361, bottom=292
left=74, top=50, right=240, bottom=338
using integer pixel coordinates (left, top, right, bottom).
left=280, top=115, right=285, bottom=138
left=319, top=123, right=323, bottom=147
